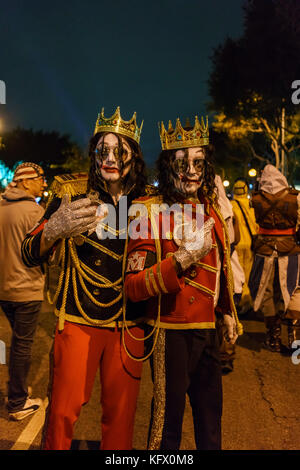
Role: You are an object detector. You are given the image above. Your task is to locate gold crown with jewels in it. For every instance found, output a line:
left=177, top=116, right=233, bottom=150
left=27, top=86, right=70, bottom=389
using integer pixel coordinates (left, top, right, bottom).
left=94, top=106, right=143, bottom=144
left=159, top=115, right=209, bottom=150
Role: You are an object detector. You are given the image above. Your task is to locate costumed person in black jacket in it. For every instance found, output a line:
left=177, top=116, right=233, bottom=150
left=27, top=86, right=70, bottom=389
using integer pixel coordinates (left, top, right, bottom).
left=249, top=164, right=300, bottom=352
left=22, top=107, right=149, bottom=450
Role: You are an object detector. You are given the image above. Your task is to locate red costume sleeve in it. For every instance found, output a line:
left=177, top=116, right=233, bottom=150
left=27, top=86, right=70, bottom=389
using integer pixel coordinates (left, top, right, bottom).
left=124, top=217, right=184, bottom=303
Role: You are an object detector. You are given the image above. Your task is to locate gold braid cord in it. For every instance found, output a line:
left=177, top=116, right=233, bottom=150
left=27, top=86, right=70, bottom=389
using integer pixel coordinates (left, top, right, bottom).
left=212, top=202, right=243, bottom=335
left=58, top=245, right=71, bottom=331
left=69, top=239, right=123, bottom=326
left=47, top=237, right=124, bottom=329
left=46, top=239, right=66, bottom=306
left=121, top=203, right=162, bottom=362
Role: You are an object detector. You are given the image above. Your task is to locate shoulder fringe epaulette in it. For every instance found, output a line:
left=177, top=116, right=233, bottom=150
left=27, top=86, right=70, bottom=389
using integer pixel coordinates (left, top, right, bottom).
left=132, top=194, right=163, bottom=207
left=145, top=184, right=159, bottom=197
left=50, top=173, right=88, bottom=199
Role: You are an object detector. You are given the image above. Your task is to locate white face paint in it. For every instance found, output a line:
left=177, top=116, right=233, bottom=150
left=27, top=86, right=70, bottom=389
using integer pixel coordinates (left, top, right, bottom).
left=172, top=146, right=205, bottom=198
left=95, top=133, right=132, bottom=184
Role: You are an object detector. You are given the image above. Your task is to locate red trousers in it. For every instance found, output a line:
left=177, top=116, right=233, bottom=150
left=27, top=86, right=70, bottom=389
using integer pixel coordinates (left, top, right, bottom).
left=43, top=321, right=144, bottom=450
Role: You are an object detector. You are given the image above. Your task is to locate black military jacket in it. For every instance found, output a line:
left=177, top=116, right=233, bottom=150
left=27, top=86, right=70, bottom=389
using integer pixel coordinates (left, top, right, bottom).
left=22, top=173, right=152, bottom=329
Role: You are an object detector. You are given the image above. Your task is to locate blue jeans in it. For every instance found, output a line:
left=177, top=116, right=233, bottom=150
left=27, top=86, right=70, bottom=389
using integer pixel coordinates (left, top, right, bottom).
left=0, top=301, right=41, bottom=412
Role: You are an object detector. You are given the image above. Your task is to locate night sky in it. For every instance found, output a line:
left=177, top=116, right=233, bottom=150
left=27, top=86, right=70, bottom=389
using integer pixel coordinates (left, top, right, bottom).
left=0, top=0, right=244, bottom=166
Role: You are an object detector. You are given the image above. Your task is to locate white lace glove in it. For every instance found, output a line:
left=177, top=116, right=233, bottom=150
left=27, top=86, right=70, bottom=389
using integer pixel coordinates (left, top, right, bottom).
left=223, top=314, right=238, bottom=344
left=173, top=217, right=215, bottom=271
left=43, top=195, right=99, bottom=243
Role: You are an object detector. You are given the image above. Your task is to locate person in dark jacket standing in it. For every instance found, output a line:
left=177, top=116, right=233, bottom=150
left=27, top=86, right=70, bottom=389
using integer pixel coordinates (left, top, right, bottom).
left=22, top=107, right=149, bottom=450
left=0, top=162, right=47, bottom=420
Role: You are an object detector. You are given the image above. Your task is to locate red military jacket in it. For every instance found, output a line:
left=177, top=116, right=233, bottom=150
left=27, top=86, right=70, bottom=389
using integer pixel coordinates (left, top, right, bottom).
left=125, top=194, right=240, bottom=331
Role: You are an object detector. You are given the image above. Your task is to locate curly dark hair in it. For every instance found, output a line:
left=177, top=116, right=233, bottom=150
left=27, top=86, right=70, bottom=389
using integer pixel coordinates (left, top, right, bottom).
left=87, top=131, right=147, bottom=200
left=156, top=144, right=216, bottom=204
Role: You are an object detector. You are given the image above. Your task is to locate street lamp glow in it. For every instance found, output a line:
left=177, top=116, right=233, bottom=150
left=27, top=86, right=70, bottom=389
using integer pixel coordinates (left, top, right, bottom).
left=248, top=168, right=257, bottom=177
left=43, top=191, right=49, bottom=197
left=223, top=180, right=230, bottom=188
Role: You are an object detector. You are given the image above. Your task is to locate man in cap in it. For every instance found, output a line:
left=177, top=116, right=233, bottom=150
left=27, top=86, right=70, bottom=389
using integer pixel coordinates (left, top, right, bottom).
left=0, top=162, right=47, bottom=420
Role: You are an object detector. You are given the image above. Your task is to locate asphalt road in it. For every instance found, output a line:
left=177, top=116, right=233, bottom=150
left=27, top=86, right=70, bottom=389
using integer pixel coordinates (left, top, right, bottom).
left=0, top=299, right=300, bottom=451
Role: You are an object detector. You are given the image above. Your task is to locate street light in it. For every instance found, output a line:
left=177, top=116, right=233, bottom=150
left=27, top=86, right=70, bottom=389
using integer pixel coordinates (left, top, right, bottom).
left=248, top=168, right=257, bottom=178
left=223, top=180, right=230, bottom=188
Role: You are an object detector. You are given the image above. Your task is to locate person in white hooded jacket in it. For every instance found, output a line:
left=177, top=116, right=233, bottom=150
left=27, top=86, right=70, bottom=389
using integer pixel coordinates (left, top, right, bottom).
left=249, top=164, right=300, bottom=352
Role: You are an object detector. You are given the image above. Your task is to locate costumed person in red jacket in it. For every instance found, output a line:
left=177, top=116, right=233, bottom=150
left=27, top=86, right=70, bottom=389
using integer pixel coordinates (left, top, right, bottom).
left=21, top=107, right=149, bottom=450
left=124, top=115, right=242, bottom=450
left=249, top=164, right=300, bottom=352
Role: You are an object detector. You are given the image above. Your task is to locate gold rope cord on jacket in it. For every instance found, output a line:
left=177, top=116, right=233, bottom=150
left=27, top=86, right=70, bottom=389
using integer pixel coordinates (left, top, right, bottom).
left=69, top=239, right=123, bottom=306
left=72, top=266, right=122, bottom=325
left=46, top=239, right=66, bottom=306
left=212, top=202, right=243, bottom=336
left=121, top=211, right=161, bottom=362
left=76, top=269, right=122, bottom=307
left=69, top=240, right=122, bottom=289
left=68, top=239, right=124, bottom=325
left=81, top=235, right=123, bottom=262
left=58, top=245, right=71, bottom=331
left=79, top=260, right=121, bottom=291
left=49, top=237, right=123, bottom=328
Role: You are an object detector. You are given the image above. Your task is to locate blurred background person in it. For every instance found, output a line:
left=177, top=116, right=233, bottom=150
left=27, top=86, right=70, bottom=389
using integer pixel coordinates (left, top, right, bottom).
left=231, top=178, right=257, bottom=315
left=0, top=162, right=47, bottom=420
left=215, top=175, right=245, bottom=374
left=249, top=164, right=300, bottom=353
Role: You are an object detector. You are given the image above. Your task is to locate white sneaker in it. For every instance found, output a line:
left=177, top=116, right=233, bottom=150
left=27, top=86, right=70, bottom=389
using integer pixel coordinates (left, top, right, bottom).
left=9, top=398, right=43, bottom=421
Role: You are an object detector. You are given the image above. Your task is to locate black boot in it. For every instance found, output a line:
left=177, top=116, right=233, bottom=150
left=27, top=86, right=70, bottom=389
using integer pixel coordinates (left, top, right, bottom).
left=264, top=316, right=282, bottom=352
left=287, top=319, right=300, bottom=351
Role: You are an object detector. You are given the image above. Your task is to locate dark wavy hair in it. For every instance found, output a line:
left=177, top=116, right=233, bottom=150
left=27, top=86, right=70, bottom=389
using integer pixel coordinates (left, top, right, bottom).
left=156, top=144, right=216, bottom=204
left=87, top=131, right=147, bottom=200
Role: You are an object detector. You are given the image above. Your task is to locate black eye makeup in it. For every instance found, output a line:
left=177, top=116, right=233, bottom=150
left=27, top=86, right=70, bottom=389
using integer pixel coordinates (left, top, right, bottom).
left=172, top=157, right=204, bottom=175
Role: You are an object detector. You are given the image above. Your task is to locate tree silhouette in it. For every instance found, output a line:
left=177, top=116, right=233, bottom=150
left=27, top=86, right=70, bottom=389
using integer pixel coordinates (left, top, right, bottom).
left=0, top=127, right=85, bottom=184
left=208, top=0, right=300, bottom=181
left=0, top=127, right=82, bottom=168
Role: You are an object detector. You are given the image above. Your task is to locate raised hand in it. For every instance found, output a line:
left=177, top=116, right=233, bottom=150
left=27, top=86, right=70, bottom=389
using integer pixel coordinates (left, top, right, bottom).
left=173, top=217, right=215, bottom=272
left=43, top=195, right=98, bottom=243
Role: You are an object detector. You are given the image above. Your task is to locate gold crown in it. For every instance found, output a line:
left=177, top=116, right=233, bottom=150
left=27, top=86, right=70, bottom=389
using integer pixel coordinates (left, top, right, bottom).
left=94, top=106, right=143, bottom=144
left=159, top=115, right=209, bottom=150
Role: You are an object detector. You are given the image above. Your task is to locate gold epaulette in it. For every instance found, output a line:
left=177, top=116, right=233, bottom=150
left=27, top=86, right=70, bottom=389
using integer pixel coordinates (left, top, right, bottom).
left=50, top=173, right=88, bottom=199
left=145, top=184, right=159, bottom=197
left=132, top=194, right=163, bottom=207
